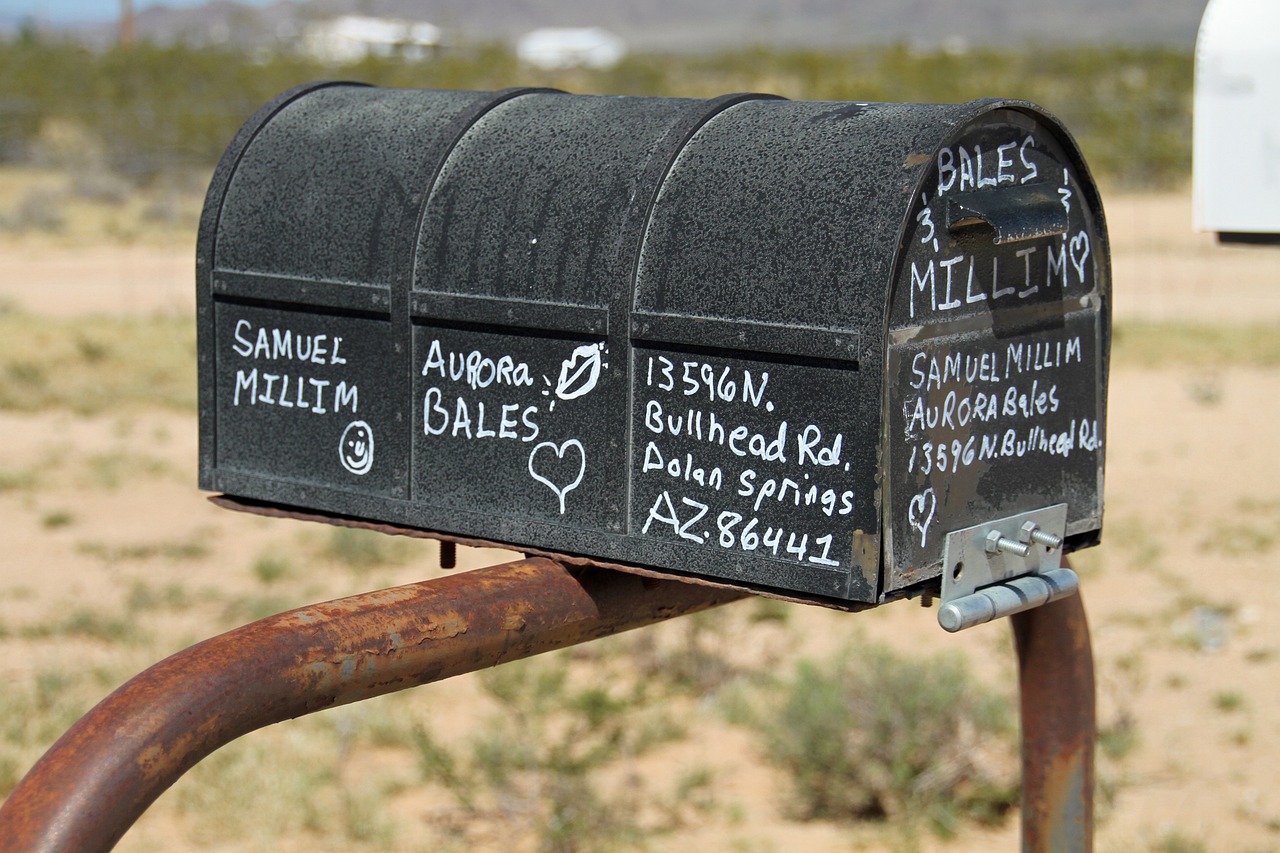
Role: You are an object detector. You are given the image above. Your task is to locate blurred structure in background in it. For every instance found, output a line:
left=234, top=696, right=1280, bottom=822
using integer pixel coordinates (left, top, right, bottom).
left=302, top=15, right=441, bottom=64
left=517, top=27, right=625, bottom=70
left=1193, top=0, right=1280, bottom=244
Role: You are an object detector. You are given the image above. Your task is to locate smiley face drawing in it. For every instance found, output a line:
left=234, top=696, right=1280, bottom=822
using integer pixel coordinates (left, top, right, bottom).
left=339, top=420, right=374, bottom=476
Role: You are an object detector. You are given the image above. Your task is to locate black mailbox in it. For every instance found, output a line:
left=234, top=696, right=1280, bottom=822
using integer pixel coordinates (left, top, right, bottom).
left=198, top=83, right=1108, bottom=615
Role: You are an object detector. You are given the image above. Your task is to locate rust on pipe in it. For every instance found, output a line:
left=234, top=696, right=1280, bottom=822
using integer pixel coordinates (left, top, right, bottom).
left=1012, top=578, right=1095, bottom=853
left=0, top=557, right=746, bottom=853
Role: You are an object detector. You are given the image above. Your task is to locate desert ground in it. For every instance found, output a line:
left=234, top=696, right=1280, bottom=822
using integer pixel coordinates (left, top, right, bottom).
left=1, top=183, right=1278, bottom=852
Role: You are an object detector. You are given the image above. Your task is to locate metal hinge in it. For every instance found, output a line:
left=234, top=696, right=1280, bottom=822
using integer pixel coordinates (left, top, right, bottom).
left=937, top=504, right=1078, bottom=632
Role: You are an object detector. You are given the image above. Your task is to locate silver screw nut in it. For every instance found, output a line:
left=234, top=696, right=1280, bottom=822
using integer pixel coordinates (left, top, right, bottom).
left=1019, top=520, right=1063, bottom=550
left=986, top=530, right=1032, bottom=558
left=985, top=530, right=1005, bottom=554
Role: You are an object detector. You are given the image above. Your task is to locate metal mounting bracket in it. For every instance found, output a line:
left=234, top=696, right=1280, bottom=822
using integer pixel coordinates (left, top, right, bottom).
left=938, top=503, right=1078, bottom=632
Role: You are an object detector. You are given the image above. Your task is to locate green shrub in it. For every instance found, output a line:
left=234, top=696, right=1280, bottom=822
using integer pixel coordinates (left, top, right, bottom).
left=320, top=526, right=412, bottom=570
left=1150, top=829, right=1207, bottom=853
left=753, top=641, right=1018, bottom=835
left=0, top=311, right=195, bottom=413
left=413, top=653, right=687, bottom=852
left=252, top=553, right=292, bottom=584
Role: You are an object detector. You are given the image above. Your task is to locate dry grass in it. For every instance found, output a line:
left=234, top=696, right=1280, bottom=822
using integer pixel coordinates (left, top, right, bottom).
left=1111, top=321, right=1280, bottom=369
left=0, top=310, right=195, bottom=413
left=0, top=166, right=204, bottom=249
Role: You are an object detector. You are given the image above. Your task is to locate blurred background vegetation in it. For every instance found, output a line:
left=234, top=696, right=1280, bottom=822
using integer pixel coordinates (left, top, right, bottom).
left=0, top=34, right=1192, bottom=190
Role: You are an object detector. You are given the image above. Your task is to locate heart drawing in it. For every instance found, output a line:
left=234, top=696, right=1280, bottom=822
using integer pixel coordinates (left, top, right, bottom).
left=528, top=439, right=586, bottom=515
left=1069, top=231, right=1090, bottom=285
left=908, top=487, right=937, bottom=548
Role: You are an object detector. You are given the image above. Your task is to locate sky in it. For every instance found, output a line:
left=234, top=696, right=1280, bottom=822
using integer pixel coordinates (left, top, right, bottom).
left=1, top=0, right=272, bottom=25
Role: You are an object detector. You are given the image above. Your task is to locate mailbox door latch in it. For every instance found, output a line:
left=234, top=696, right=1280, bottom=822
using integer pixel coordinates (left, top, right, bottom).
left=937, top=504, right=1078, bottom=632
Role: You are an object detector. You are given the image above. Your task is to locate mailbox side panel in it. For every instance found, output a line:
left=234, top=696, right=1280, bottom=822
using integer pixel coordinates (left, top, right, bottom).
left=630, top=100, right=981, bottom=602
left=881, top=103, right=1110, bottom=593
left=409, top=93, right=710, bottom=538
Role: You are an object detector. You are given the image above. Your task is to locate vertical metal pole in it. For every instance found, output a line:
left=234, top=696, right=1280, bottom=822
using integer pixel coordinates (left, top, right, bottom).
left=1012, top=586, right=1095, bottom=852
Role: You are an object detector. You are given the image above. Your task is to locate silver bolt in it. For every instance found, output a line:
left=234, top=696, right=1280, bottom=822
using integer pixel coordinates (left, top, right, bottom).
left=986, top=529, right=1031, bottom=557
left=1020, top=521, right=1063, bottom=550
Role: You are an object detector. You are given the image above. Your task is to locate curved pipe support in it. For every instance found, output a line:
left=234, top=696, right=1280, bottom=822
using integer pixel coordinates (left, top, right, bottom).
left=0, top=557, right=746, bottom=852
left=0, top=556, right=1095, bottom=852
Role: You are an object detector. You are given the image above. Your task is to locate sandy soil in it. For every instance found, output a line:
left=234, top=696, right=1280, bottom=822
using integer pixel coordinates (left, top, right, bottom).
left=0, top=242, right=195, bottom=317
left=1, top=190, right=1279, bottom=852
left=1105, top=194, right=1280, bottom=324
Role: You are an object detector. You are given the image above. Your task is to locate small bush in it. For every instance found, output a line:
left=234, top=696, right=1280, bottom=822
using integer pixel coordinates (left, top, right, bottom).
left=0, top=665, right=110, bottom=796
left=125, top=580, right=192, bottom=613
left=414, top=653, right=689, bottom=851
left=753, top=641, right=1018, bottom=835
left=252, top=553, right=292, bottom=584
left=174, top=731, right=337, bottom=843
left=221, top=594, right=294, bottom=625
left=0, top=311, right=196, bottom=413
left=0, top=465, right=38, bottom=492
left=76, top=533, right=208, bottom=563
left=21, top=607, right=142, bottom=645
left=70, top=169, right=132, bottom=204
left=0, top=752, right=21, bottom=797
left=4, top=188, right=65, bottom=232
left=40, top=509, right=74, bottom=529
left=1213, top=690, right=1245, bottom=713
left=627, top=609, right=740, bottom=696
left=1098, top=715, right=1140, bottom=760
left=321, top=527, right=411, bottom=571
left=750, top=597, right=792, bottom=624
left=1150, top=828, right=1207, bottom=853
left=1112, top=322, right=1280, bottom=369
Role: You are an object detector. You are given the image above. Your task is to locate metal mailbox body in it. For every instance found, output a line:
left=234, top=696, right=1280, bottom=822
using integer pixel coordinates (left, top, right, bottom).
left=198, top=83, right=1109, bottom=607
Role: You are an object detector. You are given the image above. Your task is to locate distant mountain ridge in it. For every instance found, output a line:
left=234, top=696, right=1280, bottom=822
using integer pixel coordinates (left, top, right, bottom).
left=30, top=0, right=1211, bottom=51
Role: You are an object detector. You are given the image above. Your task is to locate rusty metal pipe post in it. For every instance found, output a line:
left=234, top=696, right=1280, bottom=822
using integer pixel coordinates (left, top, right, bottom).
left=1012, top=586, right=1096, bottom=852
left=0, top=557, right=746, bottom=853
left=2, top=553, right=1095, bottom=852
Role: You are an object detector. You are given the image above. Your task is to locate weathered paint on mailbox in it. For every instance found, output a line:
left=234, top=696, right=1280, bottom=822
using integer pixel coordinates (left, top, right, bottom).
left=198, top=84, right=1108, bottom=607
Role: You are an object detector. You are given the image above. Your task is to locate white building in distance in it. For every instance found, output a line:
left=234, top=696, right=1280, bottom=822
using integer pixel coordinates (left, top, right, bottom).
left=516, top=28, right=626, bottom=70
left=304, top=16, right=442, bottom=64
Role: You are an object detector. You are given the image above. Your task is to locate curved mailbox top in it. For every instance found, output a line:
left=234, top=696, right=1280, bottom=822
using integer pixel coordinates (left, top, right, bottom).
left=198, top=84, right=1108, bottom=607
